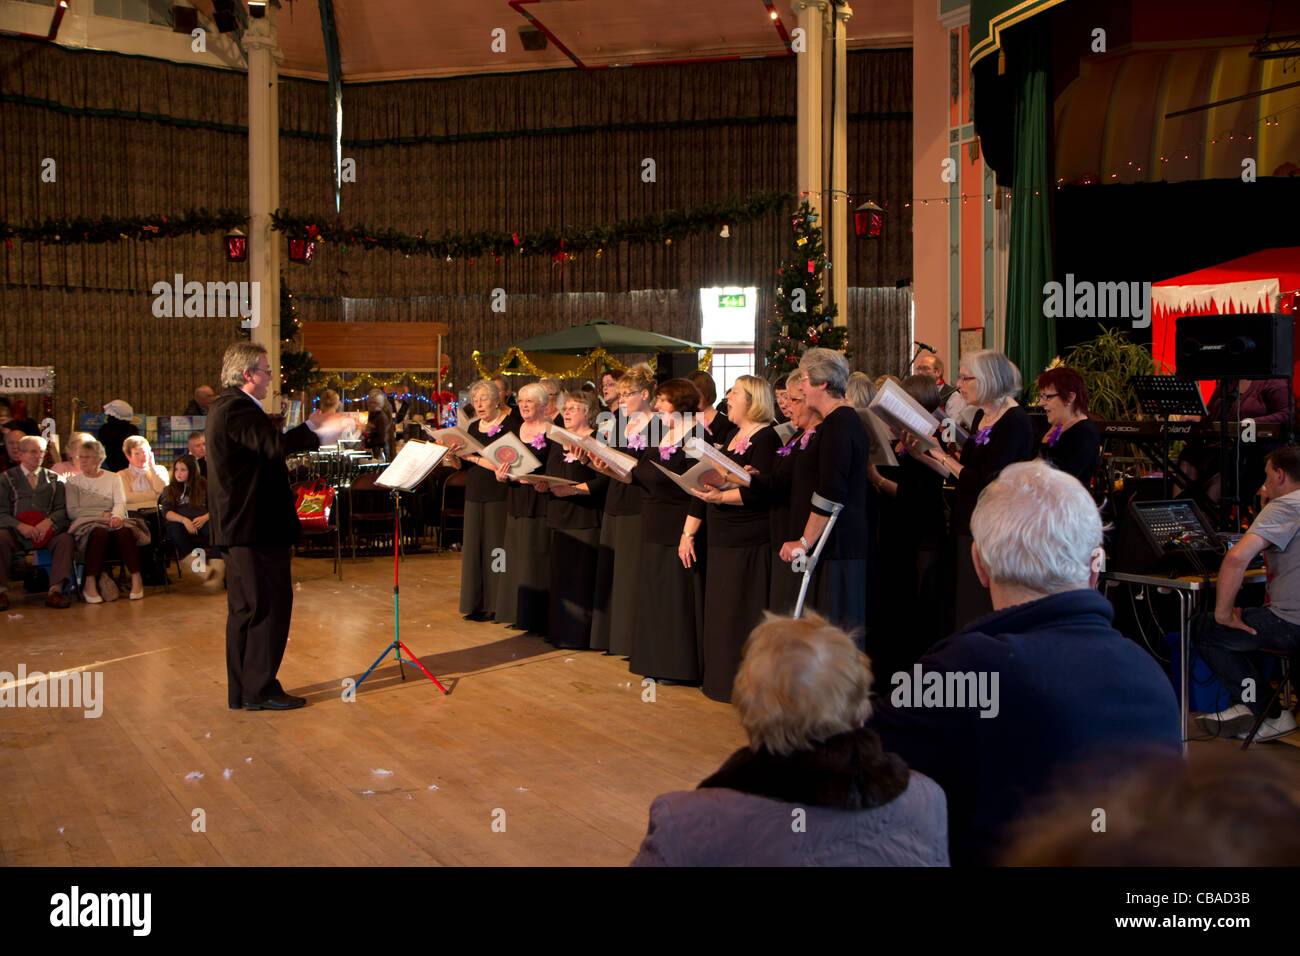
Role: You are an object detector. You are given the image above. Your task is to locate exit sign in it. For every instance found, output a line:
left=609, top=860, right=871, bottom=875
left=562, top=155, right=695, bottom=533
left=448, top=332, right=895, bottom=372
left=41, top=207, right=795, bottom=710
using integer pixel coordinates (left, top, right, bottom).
left=718, top=293, right=746, bottom=308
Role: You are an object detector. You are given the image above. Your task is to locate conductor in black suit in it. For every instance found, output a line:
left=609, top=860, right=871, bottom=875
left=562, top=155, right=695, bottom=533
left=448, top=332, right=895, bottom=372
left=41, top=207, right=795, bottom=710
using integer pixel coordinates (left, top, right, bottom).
left=208, top=342, right=328, bottom=711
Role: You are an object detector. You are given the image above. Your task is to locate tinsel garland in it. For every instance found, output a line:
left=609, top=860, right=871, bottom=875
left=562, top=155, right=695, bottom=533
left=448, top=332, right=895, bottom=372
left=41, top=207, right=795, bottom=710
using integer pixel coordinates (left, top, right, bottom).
left=472, top=347, right=712, bottom=381
left=320, top=372, right=445, bottom=391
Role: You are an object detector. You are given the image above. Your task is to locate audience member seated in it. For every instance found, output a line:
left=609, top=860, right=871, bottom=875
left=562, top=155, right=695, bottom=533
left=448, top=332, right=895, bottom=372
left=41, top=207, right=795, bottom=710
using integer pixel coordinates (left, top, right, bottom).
left=98, top=400, right=139, bottom=473
left=1193, top=445, right=1300, bottom=742
left=0, top=427, right=24, bottom=473
left=52, top=432, right=94, bottom=478
left=3, top=398, right=40, bottom=437
left=868, top=460, right=1181, bottom=866
left=1002, top=750, right=1300, bottom=865
left=161, top=453, right=225, bottom=589
left=186, top=431, right=207, bottom=478
left=118, top=436, right=169, bottom=510
left=631, top=612, right=949, bottom=866
left=65, top=439, right=148, bottom=603
left=363, top=388, right=393, bottom=460
left=183, top=384, right=216, bottom=416
left=0, top=435, right=75, bottom=610
left=0, top=397, right=13, bottom=434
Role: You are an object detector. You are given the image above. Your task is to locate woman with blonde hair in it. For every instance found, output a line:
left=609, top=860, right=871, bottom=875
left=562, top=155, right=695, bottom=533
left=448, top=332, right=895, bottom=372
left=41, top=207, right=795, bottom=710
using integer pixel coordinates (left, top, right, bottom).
left=590, top=363, right=654, bottom=656
left=632, top=612, right=948, bottom=866
left=686, top=375, right=780, bottom=702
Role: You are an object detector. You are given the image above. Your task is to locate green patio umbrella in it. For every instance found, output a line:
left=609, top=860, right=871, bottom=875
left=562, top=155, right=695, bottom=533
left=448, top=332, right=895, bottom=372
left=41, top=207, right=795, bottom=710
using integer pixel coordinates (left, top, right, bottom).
left=504, top=320, right=702, bottom=354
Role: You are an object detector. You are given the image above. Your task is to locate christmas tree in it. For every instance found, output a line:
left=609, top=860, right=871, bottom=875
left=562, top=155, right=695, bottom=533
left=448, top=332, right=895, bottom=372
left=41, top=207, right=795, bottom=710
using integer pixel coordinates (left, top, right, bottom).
left=279, top=276, right=322, bottom=396
left=764, top=199, right=848, bottom=378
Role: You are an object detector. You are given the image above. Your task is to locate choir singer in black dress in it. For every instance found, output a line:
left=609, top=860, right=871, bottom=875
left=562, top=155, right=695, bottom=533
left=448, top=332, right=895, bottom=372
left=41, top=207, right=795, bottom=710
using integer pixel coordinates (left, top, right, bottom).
left=778, top=349, right=871, bottom=639
left=919, top=349, right=1035, bottom=630
left=590, top=364, right=654, bottom=656
left=545, top=389, right=608, bottom=649
left=1035, top=366, right=1101, bottom=489
left=686, top=375, right=780, bottom=702
left=448, top=379, right=521, bottom=620
left=494, top=382, right=553, bottom=634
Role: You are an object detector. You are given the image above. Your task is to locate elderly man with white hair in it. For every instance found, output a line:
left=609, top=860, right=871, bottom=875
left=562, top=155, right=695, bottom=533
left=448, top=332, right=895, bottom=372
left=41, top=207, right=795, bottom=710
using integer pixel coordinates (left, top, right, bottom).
left=868, top=460, right=1180, bottom=866
left=0, top=435, right=75, bottom=610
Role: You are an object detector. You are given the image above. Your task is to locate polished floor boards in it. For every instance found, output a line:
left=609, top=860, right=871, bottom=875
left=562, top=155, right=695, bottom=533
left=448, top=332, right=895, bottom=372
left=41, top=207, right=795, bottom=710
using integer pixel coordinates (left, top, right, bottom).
left=2, top=552, right=1297, bottom=866
left=0, top=551, right=741, bottom=866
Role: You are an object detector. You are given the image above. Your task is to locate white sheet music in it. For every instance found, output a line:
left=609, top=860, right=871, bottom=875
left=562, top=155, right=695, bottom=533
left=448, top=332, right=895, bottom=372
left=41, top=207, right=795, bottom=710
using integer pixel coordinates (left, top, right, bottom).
left=869, top=380, right=939, bottom=451
left=376, top=440, right=450, bottom=491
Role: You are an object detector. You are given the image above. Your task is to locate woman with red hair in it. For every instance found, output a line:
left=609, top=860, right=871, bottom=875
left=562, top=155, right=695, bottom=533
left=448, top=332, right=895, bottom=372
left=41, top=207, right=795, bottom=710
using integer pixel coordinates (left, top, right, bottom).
left=1035, top=367, right=1100, bottom=487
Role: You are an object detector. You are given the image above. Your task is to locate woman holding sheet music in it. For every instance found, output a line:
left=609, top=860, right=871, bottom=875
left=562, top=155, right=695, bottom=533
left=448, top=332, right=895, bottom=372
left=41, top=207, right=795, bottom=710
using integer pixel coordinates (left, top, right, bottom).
left=761, top=370, right=821, bottom=616
left=590, top=364, right=654, bottom=656
left=450, top=379, right=521, bottom=621
left=779, top=349, right=871, bottom=638
left=494, top=383, right=554, bottom=635
left=687, top=375, right=781, bottom=702
left=592, top=378, right=706, bottom=684
left=919, top=349, right=1035, bottom=630
left=545, top=389, right=609, bottom=649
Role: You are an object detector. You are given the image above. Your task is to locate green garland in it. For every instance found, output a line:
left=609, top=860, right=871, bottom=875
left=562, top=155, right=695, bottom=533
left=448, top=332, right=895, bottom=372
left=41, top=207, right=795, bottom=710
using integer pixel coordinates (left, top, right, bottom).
left=0, top=190, right=789, bottom=260
left=0, top=208, right=246, bottom=245
left=270, top=190, right=790, bottom=259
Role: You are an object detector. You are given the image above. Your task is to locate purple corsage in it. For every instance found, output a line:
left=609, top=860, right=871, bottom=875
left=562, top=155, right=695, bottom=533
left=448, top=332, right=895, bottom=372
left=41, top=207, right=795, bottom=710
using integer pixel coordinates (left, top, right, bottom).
left=528, top=431, right=548, bottom=451
left=486, top=422, right=503, bottom=438
left=658, top=445, right=675, bottom=462
left=799, top=427, right=817, bottom=450
left=734, top=435, right=752, bottom=456
left=1045, top=424, right=1063, bottom=447
left=776, top=433, right=799, bottom=457
left=973, top=425, right=993, bottom=446
left=627, top=431, right=647, bottom=451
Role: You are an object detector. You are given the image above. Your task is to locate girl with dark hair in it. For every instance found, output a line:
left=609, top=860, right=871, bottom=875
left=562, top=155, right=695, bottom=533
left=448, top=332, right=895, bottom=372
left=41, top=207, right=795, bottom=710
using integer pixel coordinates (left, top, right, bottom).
left=162, top=454, right=225, bottom=586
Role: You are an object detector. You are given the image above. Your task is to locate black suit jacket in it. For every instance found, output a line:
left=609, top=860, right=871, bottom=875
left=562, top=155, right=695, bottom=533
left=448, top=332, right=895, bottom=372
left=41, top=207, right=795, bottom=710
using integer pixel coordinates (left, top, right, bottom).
left=206, top=387, right=320, bottom=548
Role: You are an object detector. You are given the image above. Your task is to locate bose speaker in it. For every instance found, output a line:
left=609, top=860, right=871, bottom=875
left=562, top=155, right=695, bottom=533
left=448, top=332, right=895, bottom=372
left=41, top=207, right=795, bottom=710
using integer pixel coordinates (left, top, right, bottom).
left=1174, top=313, right=1294, bottom=379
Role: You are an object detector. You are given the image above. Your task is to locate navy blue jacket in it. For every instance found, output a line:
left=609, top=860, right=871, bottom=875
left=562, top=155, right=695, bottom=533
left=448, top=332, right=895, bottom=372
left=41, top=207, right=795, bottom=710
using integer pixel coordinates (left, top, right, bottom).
left=868, top=589, right=1180, bottom=866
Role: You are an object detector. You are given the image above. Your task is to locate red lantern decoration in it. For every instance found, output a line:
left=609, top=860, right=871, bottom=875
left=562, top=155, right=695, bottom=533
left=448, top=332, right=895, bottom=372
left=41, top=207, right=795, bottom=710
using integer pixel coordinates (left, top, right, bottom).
left=288, top=238, right=315, bottom=264
left=224, top=228, right=247, bottom=262
left=854, top=200, right=884, bottom=239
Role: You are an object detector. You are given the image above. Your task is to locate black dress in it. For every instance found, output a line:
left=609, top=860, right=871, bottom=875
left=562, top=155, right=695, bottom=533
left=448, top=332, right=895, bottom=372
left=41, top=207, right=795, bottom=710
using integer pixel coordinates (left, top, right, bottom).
left=628, top=430, right=707, bottom=683
left=764, top=427, right=808, bottom=615
left=1042, top=418, right=1101, bottom=488
left=591, top=415, right=649, bottom=655
left=952, top=404, right=1036, bottom=629
left=804, top=405, right=871, bottom=638
left=701, top=425, right=780, bottom=702
left=495, top=420, right=552, bottom=633
left=458, top=410, right=522, bottom=617
left=545, top=437, right=608, bottom=649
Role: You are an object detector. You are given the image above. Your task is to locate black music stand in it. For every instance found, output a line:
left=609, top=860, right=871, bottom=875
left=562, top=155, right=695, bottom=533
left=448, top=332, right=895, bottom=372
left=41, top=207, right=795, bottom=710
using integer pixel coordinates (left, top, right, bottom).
left=1132, top=376, right=1207, bottom=500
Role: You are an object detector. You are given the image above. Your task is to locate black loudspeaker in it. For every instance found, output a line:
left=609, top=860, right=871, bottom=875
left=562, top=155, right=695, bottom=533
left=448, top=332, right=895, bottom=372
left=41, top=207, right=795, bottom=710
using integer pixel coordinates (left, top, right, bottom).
left=656, top=352, right=699, bottom=384
left=172, top=6, right=198, bottom=33
left=1112, top=498, right=1225, bottom=576
left=212, top=0, right=238, bottom=32
left=1175, top=313, right=1294, bottom=379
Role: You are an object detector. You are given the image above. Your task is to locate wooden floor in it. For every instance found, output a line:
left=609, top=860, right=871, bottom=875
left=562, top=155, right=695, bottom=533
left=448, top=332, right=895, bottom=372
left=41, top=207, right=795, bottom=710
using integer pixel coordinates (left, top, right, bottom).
left=0, top=549, right=742, bottom=866
left=2, top=549, right=1296, bottom=866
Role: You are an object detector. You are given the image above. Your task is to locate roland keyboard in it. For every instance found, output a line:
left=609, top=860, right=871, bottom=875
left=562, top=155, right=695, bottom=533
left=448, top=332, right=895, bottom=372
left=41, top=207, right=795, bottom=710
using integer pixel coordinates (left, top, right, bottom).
left=1099, top=420, right=1285, bottom=440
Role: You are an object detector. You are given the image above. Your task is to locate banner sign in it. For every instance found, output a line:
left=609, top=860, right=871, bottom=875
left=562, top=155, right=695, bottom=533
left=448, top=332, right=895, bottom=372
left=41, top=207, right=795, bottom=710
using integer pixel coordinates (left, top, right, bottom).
left=0, top=366, right=54, bottom=394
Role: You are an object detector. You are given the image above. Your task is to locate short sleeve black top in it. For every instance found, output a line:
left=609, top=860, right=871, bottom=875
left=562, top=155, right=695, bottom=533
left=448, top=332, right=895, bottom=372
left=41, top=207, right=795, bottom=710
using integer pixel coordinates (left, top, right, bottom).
left=464, top=410, right=522, bottom=503
left=505, top=419, right=552, bottom=518
left=809, top=405, right=871, bottom=560
left=545, top=435, right=608, bottom=530
left=631, top=425, right=707, bottom=547
left=602, top=413, right=651, bottom=517
left=952, top=404, right=1036, bottom=535
left=705, top=425, right=780, bottom=549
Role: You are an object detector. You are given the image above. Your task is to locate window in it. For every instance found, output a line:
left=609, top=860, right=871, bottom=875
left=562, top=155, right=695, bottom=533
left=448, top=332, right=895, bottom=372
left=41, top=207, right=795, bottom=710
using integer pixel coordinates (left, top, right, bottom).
left=708, top=349, right=755, bottom=399
left=699, top=287, right=756, bottom=397
left=94, top=0, right=175, bottom=26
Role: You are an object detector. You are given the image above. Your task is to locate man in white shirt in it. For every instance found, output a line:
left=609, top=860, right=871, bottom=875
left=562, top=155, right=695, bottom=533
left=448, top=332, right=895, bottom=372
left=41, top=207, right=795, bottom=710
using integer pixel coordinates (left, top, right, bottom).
left=1194, top=446, right=1300, bottom=741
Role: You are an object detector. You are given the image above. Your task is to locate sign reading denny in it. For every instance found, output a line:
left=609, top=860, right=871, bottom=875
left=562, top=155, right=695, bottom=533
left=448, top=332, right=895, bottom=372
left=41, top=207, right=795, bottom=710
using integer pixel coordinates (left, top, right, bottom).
left=0, top=366, right=54, bottom=394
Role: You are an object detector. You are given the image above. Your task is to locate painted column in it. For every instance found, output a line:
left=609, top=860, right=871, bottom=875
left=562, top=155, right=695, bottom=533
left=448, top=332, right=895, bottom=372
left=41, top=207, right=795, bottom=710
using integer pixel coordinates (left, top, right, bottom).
left=793, top=0, right=827, bottom=273
left=243, top=9, right=283, bottom=404
left=823, top=1, right=852, bottom=324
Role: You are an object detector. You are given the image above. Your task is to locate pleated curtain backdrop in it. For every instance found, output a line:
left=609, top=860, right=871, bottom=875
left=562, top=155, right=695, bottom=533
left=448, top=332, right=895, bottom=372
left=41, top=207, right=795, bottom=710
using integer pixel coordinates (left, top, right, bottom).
left=1, top=34, right=912, bottom=429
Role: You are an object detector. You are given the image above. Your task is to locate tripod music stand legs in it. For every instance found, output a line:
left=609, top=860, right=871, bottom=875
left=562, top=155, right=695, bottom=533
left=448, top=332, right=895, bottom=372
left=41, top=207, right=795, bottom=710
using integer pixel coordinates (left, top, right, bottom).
left=353, top=489, right=448, bottom=695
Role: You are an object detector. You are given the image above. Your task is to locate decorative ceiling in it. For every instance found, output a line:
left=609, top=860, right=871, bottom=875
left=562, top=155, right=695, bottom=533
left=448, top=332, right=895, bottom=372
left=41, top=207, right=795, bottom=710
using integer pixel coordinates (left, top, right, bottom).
left=190, top=0, right=914, bottom=82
